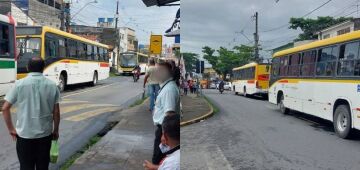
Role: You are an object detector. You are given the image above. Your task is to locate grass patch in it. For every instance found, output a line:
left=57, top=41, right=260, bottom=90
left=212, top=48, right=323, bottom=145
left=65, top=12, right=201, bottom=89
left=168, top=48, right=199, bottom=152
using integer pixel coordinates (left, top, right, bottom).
left=60, top=135, right=102, bottom=170
left=129, top=97, right=148, bottom=108
left=109, top=72, right=118, bottom=77
left=204, top=96, right=219, bottom=114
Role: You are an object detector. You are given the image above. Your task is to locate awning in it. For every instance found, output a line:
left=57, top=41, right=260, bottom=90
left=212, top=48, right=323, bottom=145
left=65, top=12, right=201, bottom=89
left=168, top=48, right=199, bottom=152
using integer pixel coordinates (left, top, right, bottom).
left=141, top=0, right=179, bottom=7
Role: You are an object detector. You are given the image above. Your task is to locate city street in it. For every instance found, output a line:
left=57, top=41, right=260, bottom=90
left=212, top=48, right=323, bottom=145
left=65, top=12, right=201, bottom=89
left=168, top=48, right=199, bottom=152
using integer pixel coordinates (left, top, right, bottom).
left=0, top=76, right=145, bottom=170
left=181, top=89, right=360, bottom=170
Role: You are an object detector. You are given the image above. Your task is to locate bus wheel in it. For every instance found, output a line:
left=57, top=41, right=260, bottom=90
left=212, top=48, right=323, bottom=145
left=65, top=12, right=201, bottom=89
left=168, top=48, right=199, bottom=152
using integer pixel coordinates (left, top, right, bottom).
left=279, top=94, right=289, bottom=114
left=334, top=105, right=353, bottom=139
left=92, top=72, right=98, bottom=86
left=59, top=74, right=66, bottom=92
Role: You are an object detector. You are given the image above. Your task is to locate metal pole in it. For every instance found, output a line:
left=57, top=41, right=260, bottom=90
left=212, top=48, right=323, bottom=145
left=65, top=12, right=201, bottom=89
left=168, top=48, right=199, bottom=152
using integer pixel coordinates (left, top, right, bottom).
left=254, top=12, right=259, bottom=62
left=60, top=3, right=65, bottom=31
left=113, top=0, right=119, bottom=72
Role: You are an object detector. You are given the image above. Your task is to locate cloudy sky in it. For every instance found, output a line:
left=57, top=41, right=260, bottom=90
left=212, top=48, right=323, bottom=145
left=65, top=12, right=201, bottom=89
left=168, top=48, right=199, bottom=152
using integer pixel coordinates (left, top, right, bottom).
left=71, top=0, right=179, bottom=46
left=181, top=0, right=360, bottom=58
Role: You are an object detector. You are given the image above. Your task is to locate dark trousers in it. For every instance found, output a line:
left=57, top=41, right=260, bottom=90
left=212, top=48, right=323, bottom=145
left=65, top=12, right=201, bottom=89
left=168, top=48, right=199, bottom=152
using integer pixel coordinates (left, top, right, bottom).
left=16, top=135, right=52, bottom=170
left=183, top=88, right=188, bottom=95
left=152, top=125, right=165, bottom=164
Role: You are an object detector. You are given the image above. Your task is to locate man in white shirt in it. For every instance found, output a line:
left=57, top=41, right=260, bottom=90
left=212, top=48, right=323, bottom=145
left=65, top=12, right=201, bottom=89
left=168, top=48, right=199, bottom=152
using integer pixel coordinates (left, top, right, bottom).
left=144, top=114, right=180, bottom=170
left=151, top=62, right=180, bottom=165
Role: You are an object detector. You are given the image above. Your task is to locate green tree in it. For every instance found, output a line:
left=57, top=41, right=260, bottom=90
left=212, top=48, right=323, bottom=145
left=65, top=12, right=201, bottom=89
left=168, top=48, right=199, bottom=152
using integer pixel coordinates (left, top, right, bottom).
left=181, top=52, right=198, bottom=73
left=201, top=45, right=254, bottom=78
left=289, top=16, right=351, bottom=41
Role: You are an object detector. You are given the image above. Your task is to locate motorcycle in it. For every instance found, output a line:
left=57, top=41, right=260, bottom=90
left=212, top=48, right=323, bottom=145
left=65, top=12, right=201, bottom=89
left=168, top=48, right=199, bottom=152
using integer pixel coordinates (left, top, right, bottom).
left=219, top=87, right=224, bottom=94
left=132, top=69, right=140, bottom=82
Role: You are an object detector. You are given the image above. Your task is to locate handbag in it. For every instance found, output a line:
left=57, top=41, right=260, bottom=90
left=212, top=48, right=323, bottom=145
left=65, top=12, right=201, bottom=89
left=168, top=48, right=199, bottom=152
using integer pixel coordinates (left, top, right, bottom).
left=50, top=140, right=59, bottom=163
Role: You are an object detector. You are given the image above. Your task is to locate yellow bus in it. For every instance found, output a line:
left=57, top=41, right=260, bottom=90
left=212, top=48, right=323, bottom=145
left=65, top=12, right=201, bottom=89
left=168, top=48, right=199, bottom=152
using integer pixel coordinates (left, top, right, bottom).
left=16, top=26, right=110, bottom=92
left=232, top=62, right=270, bottom=97
left=269, top=30, right=360, bottom=139
left=118, top=51, right=148, bottom=74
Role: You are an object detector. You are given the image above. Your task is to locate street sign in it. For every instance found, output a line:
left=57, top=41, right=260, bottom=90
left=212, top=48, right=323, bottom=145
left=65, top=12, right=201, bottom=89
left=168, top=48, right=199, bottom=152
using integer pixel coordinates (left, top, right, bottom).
left=150, top=35, right=162, bottom=55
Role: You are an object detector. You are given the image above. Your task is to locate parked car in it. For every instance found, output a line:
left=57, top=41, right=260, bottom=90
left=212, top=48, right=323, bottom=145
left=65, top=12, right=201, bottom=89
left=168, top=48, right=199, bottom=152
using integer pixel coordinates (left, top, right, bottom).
left=224, top=82, right=232, bottom=91
left=209, top=83, right=217, bottom=89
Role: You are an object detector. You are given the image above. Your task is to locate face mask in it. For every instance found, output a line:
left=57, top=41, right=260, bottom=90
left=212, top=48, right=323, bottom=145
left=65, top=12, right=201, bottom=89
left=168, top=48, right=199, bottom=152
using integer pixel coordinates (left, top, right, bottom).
left=159, top=143, right=171, bottom=153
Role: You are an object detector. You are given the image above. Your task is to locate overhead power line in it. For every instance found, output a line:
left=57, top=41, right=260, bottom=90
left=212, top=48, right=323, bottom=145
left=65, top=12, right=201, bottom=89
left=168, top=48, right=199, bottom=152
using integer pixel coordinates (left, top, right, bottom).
left=260, top=0, right=333, bottom=33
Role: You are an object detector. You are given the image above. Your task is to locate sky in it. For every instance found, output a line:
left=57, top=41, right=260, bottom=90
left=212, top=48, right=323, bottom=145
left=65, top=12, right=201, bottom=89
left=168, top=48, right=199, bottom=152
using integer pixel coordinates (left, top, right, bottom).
left=71, top=0, right=179, bottom=46
left=181, top=0, right=360, bottom=58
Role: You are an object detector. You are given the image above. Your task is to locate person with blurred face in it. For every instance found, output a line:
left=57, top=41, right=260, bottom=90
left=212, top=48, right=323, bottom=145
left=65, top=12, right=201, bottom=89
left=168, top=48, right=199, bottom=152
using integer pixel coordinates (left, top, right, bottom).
left=143, top=113, right=180, bottom=170
left=144, top=58, right=160, bottom=112
left=150, top=62, right=180, bottom=165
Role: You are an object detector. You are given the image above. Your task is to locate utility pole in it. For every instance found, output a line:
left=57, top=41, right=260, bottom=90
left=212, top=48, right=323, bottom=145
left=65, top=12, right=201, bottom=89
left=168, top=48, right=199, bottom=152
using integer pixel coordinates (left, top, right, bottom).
left=113, top=0, right=120, bottom=72
left=253, top=12, right=259, bottom=62
left=65, top=2, right=71, bottom=32
left=60, top=2, right=65, bottom=31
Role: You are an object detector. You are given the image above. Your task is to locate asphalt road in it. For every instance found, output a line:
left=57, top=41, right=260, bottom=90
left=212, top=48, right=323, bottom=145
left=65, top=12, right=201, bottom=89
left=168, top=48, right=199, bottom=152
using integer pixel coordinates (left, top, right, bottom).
left=181, top=89, right=360, bottom=170
left=0, top=76, right=145, bottom=170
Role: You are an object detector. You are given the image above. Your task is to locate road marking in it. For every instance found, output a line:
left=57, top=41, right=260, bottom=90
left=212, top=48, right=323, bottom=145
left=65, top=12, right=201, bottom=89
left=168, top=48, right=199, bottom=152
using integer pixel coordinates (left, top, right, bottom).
left=62, top=83, right=118, bottom=99
left=205, top=145, right=233, bottom=170
left=61, top=103, right=117, bottom=114
left=64, top=107, right=120, bottom=121
left=60, top=100, right=89, bottom=104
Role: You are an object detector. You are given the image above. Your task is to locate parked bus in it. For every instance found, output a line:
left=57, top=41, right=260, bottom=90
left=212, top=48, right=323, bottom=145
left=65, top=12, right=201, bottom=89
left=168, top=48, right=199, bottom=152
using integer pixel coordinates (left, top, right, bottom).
left=232, top=62, right=270, bottom=97
left=0, top=14, right=16, bottom=96
left=269, top=31, right=360, bottom=139
left=118, top=51, right=148, bottom=74
left=16, top=26, right=110, bottom=92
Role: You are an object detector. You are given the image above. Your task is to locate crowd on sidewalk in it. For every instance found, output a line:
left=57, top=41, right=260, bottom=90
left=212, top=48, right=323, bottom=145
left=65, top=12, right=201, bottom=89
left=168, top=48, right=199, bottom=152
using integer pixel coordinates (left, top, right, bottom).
left=1, top=57, right=181, bottom=170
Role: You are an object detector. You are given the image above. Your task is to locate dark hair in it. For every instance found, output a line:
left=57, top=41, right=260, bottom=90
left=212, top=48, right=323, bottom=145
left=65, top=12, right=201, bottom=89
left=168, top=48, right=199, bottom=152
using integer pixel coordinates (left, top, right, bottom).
left=158, top=62, right=173, bottom=75
left=162, top=114, right=180, bottom=141
left=28, top=57, right=45, bottom=73
left=167, top=60, right=181, bottom=86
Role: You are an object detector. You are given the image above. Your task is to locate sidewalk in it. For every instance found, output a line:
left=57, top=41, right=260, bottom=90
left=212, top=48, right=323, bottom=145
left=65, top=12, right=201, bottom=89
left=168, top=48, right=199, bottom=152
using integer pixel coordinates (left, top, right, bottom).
left=69, top=94, right=212, bottom=170
left=69, top=100, right=154, bottom=170
left=181, top=94, right=213, bottom=126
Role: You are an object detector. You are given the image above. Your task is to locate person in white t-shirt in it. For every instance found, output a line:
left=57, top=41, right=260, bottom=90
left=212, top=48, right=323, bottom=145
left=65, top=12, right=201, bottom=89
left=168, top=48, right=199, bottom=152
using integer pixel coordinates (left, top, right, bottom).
left=144, top=113, right=180, bottom=170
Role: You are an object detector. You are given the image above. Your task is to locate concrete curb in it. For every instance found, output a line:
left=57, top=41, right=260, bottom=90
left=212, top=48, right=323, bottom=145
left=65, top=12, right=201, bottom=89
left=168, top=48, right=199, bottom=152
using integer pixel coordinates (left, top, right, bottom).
left=180, top=97, right=214, bottom=127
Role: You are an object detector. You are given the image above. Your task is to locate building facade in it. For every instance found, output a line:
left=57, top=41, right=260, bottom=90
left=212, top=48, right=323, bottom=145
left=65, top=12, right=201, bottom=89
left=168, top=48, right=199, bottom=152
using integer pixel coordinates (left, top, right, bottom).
left=316, top=18, right=360, bottom=40
left=0, top=0, right=62, bottom=28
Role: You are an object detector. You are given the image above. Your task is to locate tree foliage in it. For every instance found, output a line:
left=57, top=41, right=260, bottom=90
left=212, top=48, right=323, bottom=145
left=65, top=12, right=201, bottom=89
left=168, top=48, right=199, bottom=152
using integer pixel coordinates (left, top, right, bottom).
left=202, top=45, right=254, bottom=77
left=181, top=52, right=198, bottom=72
left=289, top=16, right=352, bottom=41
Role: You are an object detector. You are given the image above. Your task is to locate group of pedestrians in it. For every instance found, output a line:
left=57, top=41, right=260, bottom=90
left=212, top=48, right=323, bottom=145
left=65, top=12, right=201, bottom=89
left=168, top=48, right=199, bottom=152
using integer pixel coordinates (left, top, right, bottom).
left=181, top=79, right=199, bottom=95
left=143, top=58, right=181, bottom=170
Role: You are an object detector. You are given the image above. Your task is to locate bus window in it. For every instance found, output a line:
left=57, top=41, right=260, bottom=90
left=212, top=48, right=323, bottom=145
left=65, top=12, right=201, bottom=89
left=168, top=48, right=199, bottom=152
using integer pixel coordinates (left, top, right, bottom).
left=86, top=44, right=93, bottom=60
left=104, top=49, right=108, bottom=61
left=338, top=42, right=359, bottom=76
left=78, top=42, right=86, bottom=59
left=68, top=39, right=77, bottom=58
left=271, top=57, right=280, bottom=78
left=0, top=23, right=11, bottom=58
left=45, top=34, right=58, bottom=59
left=99, top=48, right=104, bottom=61
left=279, top=56, right=289, bottom=77
left=59, top=38, right=66, bottom=58
left=94, top=46, right=99, bottom=61
left=316, top=46, right=338, bottom=77
left=288, top=53, right=301, bottom=77
left=300, top=50, right=316, bottom=77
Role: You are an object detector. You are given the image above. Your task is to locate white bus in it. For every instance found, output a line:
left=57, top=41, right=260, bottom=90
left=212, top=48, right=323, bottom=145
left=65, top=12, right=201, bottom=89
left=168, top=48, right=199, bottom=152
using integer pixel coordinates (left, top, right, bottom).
left=0, top=14, right=16, bottom=96
left=16, top=26, right=110, bottom=91
left=269, top=31, right=360, bottom=139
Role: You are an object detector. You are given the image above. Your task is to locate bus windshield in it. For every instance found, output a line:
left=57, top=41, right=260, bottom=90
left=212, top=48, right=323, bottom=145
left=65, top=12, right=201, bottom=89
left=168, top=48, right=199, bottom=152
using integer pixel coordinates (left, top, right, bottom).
left=16, top=38, right=41, bottom=74
left=120, top=53, right=137, bottom=67
left=0, top=23, right=14, bottom=58
left=17, top=37, right=41, bottom=60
